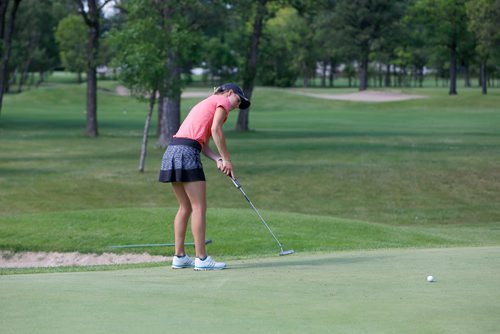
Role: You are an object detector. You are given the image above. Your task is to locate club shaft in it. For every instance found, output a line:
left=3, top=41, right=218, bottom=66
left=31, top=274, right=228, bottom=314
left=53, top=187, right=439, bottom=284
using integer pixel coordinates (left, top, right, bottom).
left=233, top=179, right=285, bottom=251
left=246, top=196, right=285, bottom=250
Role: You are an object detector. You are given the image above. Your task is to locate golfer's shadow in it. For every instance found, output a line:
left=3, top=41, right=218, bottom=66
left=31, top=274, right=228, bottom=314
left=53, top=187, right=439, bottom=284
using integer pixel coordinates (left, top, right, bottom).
left=229, top=255, right=384, bottom=270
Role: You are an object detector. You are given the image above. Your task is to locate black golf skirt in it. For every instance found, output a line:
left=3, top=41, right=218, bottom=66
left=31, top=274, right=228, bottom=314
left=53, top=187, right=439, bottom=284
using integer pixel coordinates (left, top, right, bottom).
left=159, top=138, right=206, bottom=183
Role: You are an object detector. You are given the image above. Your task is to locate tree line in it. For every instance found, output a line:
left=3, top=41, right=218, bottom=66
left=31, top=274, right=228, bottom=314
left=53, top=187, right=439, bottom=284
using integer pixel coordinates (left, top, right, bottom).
left=1, top=0, right=499, bottom=146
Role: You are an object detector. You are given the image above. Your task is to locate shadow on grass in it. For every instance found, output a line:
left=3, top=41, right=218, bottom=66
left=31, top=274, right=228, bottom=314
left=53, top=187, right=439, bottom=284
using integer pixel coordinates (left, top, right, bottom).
left=0, top=118, right=145, bottom=137
left=229, top=254, right=386, bottom=270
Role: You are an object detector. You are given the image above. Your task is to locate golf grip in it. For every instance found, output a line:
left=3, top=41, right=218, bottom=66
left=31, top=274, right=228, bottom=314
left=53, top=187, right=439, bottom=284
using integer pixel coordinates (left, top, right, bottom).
left=231, top=177, right=242, bottom=189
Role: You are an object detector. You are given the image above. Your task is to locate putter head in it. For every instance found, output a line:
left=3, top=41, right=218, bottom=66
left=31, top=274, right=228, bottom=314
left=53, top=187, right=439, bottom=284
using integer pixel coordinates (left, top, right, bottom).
left=279, top=249, right=295, bottom=256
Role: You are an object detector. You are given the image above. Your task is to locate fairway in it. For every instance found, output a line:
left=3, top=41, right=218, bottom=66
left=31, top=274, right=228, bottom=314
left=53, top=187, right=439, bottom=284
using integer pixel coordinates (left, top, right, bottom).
left=1, top=247, right=499, bottom=334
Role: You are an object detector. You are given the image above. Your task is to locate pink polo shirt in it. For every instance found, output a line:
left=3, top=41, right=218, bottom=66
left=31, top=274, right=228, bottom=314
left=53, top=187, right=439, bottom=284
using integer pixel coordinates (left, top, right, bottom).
left=174, top=94, right=232, bottom=146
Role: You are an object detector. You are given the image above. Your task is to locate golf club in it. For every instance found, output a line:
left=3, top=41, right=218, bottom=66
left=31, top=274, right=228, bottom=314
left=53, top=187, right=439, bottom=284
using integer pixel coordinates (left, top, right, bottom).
left=230, top=177, right=294, bottom=256
left=110, top=239, right=212, bottom=249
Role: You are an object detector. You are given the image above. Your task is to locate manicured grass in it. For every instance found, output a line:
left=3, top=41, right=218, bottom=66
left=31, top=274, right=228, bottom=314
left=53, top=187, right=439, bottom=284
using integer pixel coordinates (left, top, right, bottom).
left=1, top=247, right=499, bottom=333
left=0, top=80, right=499, bottom=262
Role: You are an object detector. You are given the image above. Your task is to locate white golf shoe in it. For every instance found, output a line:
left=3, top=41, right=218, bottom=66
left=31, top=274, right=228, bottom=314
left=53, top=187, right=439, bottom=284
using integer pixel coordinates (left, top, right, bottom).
left=171, top=254, right=195, bottom=269
left=194, top=256, right=226, bottom=271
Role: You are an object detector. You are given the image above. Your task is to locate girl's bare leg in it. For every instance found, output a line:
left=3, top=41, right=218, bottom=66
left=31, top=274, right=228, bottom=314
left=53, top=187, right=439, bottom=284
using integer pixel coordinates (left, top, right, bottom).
left=171, top=183, right=192, bottom=256
left=183, top=181, right=207, bottom=259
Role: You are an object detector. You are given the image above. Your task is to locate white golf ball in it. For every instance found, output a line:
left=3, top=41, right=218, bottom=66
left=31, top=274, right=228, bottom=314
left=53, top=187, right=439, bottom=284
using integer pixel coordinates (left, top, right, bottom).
left=426, top=275, right=434, bottom=282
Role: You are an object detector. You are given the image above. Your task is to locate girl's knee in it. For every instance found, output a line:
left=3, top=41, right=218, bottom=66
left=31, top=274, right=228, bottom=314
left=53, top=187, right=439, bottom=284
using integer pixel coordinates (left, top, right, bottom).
left=191, top=203, right=206, bottom=215
left=178, top=204, right=192, bottom=215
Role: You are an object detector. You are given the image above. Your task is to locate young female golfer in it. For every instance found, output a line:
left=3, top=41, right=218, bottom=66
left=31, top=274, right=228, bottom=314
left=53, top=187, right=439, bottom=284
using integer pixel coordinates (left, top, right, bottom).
left=159, top=83, right=250, bottom=270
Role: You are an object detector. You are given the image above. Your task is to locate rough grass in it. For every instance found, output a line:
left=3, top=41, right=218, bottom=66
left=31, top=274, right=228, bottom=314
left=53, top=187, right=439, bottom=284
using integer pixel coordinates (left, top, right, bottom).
left=1, top=208, right=499, bottom=259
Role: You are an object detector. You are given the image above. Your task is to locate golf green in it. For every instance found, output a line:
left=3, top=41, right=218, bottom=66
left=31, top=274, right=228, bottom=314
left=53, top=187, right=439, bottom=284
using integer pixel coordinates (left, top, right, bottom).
left=1, top=247, right=499, bottom=333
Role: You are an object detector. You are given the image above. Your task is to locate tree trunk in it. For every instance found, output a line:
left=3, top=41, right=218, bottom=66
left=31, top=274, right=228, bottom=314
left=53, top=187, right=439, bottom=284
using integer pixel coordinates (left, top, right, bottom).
left=384, top=64, right=391, bottom=87
left=86, top=1, right=99, bottom=137
left=463, top=65, right=471, bottom=88
left=17, top=54, right=33, bottom=93
left=329, top=58, right=335, bottom=87
left=139, top=91, right=156, bottom=173
left=157, top=53, right=181, bottom=148
left=86, top=66, right=98, bottom=136
left=156, top=92, right=163, bottom=137
left=36, top=71, right=44, bottom=87
left=359, top=53, right=369, bottom=91
left=8, top=68, right=15, bottom=91
left=17, top=69, right=26, bottom=92
left=418, top=66, right=424, bottom=88
left=321, top=61, right=327, bottom=87
left=376, top=63, right=381, bottom=87
left=236, top=0, right=267, bottom=132
left=449, top=45, right=457, bottom=95
left=156, top=4, right=182, bottom=147
left=412, top=66, right=417, bottom=87
left=77, top=0, right=101, bottom=137
left=0, top=0, right=22, bottom=116
left=480, top=61, right=487, bottom=95
left=303, top=75, right=309, bottom=88
left=157, top=93, right=180, bottom=148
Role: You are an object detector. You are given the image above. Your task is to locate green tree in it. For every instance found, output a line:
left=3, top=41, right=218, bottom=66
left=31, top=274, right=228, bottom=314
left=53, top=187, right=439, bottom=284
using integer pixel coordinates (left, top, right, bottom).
left=75, top=0, right=112, bottom=137
left=332, top=0, right=406, bottom=91
left=55, top=14, right=87, bottom=82
left=311, top=0, right=342, bottom=87
left=2, top=0, right=77, bottom=100
left=257, top=6, right=303, bottom=87
left=109, top=0, right=167, bottom=172
left=0, top=0, right=22, bottom=115
left=467, top=0, right=500, bottom=94
left=292, top=1, right=322, bottom=87
left=192, top=1, right=240, bottom=85
left=110, top=0, right=217, bottom=149
left=9, top=1, right=60, bottom=91
left=155, top=0, right=208, bottom=146
left=203, top=36, right=239, bottom=84
left=408, top=0, right=469, bottom=95
left=371, top=1, right=410, bottom=87
left=401, top=4, right=434, bottom=88
left=236, top=0, right=268, bottom=132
